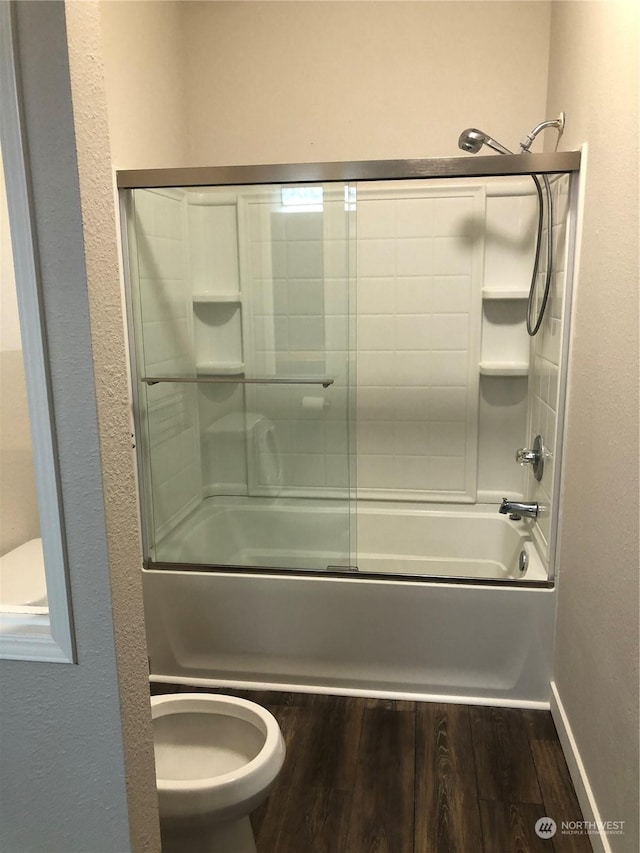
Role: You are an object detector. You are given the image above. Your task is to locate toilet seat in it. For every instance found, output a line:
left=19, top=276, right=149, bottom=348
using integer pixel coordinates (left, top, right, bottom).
left=151, top=693, right=285, bottom=825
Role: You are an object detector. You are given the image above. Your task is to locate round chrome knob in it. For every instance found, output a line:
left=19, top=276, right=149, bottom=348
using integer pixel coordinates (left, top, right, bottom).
left=518, top=550, right=529, bottom=573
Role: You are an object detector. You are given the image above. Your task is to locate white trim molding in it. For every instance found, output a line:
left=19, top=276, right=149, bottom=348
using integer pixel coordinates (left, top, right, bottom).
left=0, top=0, right=75, bottom=662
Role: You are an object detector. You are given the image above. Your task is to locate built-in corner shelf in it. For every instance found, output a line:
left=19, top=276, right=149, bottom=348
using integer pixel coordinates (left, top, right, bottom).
left=192, top=291, right=242, bottom=304
left=197, top=361, right=245, bottom=375
left=482, top=288, right=530, bottom=300
left=479, top=361, right=529, bottom=377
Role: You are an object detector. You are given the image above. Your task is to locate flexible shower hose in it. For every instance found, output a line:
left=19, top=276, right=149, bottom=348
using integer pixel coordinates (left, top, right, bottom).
left=527, top=174, right=554, bottom=336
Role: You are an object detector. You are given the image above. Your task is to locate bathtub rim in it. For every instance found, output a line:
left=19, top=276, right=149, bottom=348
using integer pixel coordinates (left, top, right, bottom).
left=142, top=562, right=554, bottom=589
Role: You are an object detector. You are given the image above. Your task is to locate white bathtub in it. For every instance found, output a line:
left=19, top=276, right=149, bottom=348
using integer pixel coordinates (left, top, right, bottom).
left=144, top=498, right=555, bottom=706
left=152, top=497, right=547, bottom=582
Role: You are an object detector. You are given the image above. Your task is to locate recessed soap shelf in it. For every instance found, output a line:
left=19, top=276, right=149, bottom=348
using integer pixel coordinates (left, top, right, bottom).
left=193, top=292, right=241, bottom=304
left=479, top=362, right=529, bottom=377
left=197, top=361, right=245, bottom=375
left=482, top=288, right=529, bottom=300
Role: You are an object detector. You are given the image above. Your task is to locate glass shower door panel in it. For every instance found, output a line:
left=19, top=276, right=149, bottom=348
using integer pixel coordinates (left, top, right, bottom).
left=354, top=180, right=485, bottom=503
left=126, top=188, right=201, bottom=567
left=126, top=183, right=356, bottom=572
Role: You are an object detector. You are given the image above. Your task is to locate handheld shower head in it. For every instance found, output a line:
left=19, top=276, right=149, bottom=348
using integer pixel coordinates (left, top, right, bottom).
left=458, top=128, right=513, bottom=156
left=457, top=128, right=486, bottom=154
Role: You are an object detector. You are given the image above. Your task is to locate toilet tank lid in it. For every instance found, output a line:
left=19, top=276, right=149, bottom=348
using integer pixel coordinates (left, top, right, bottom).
left=0, top=538, right=47, bottom=607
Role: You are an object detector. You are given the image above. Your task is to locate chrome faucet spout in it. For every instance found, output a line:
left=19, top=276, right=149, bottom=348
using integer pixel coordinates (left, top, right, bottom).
left=499, top=498, right=539, bottom=519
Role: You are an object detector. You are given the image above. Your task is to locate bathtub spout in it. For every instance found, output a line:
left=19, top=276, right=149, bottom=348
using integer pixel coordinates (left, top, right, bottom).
left=499, top=498, right=539, bottom=519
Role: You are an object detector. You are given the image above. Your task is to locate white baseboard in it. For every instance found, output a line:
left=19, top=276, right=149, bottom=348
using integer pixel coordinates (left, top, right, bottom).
left=550, top=680, right=608, bottom=853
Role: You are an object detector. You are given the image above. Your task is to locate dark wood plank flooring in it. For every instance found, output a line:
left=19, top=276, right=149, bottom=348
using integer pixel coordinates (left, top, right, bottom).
left=152, top=685, right=591, bottom=852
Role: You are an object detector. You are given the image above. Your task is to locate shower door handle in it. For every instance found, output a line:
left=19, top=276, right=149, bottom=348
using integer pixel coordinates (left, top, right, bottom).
left=141, top=375, right=335, bottom=388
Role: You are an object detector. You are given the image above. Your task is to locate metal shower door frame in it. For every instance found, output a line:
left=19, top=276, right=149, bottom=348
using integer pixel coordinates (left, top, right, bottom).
left=118, top=150, right=582, bottom=584
left=116, top=151, right=581, bottom=191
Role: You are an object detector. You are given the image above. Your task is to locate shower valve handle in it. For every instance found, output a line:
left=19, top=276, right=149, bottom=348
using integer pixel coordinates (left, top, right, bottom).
left=515, top=434, right=545, bottom=482
left=516, top=449, right=538, bottom=465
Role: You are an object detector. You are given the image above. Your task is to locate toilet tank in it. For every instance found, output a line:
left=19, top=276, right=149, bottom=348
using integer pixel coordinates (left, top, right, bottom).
left=0, top=538, right=47, bottom=607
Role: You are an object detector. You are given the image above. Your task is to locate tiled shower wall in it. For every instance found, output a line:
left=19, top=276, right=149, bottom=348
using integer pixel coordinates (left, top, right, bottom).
left=527, top=174, right=571, bottom=550
left=355, top=183, right=483, bottom=500
left=242, top=179, right=539, bottom=503
left=478, top=180, right=538, bottom=502
left=130, top=189, right=201, bottom=542
left=244, top=188, right=352, bottom=493
left=354, top=178, right=539, bottom=503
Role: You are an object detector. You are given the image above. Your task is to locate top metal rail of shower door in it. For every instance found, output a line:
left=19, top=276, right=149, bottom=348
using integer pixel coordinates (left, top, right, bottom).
left=141, top=376, right=335, bottom=388
left=116, top=151, right=581, bottom=189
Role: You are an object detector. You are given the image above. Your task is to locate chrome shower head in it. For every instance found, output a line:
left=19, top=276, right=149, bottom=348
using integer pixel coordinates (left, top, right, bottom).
left=458, top=128, right=485, bottom=153
left=458, top=128, right=513, bottom=156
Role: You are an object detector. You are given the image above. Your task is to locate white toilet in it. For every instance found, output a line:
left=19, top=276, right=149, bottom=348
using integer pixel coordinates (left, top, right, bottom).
left=151, top=693, right=286, bottom=853
left=0, top=538, right=48, bottom=608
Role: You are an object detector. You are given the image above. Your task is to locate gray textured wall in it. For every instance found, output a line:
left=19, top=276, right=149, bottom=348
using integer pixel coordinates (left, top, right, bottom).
left=0, top=3, right=132, bottom=850
left=546, top=2, right=640, bottom=848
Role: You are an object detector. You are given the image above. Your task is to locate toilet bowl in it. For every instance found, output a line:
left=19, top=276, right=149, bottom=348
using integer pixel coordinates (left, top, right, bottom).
left=151, top=693, right=285, bottom=853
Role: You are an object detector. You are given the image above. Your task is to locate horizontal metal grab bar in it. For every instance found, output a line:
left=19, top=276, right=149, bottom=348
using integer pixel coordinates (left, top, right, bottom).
left=141, top=375, right=334, bottom=388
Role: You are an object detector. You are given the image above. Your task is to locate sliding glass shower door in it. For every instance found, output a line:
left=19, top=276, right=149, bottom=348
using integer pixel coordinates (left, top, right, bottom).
left=125, top=181, right=356, bottom=571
